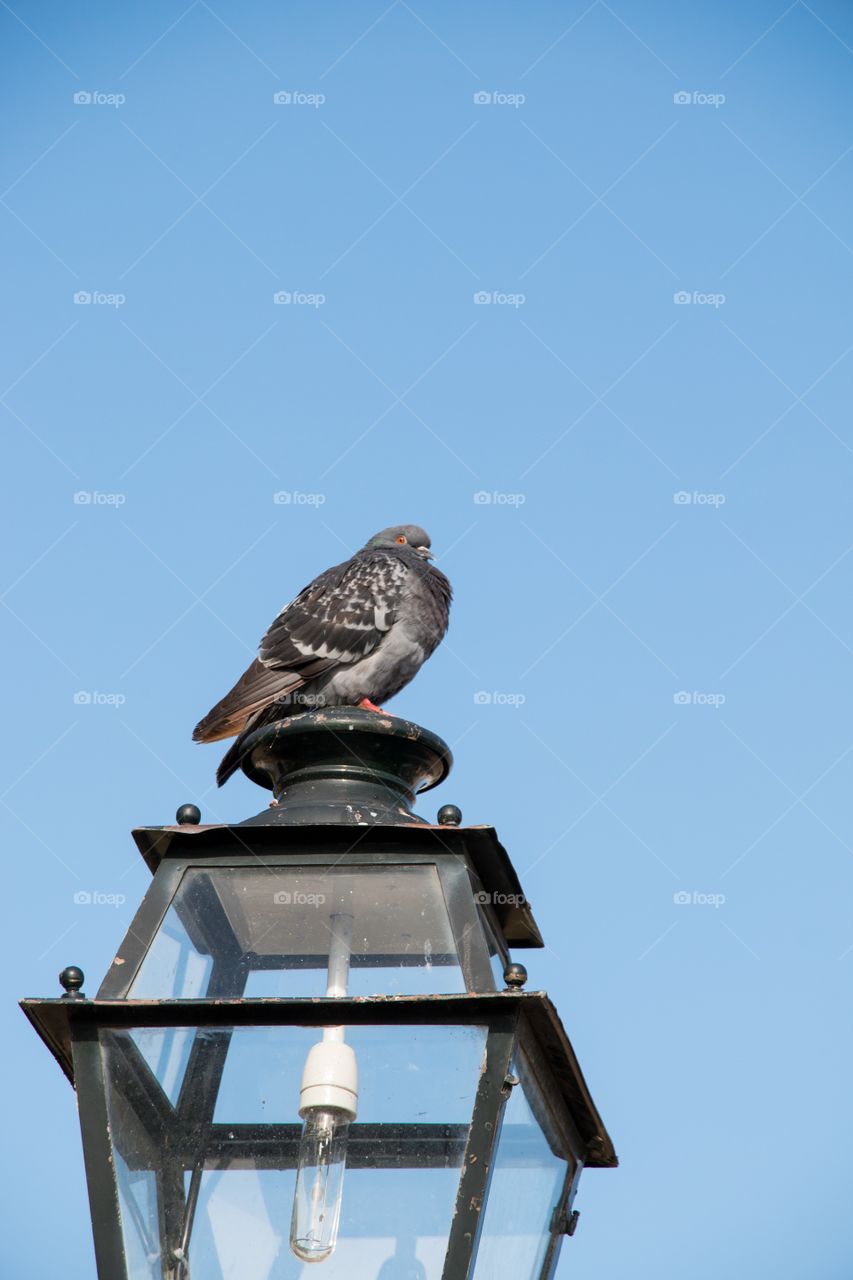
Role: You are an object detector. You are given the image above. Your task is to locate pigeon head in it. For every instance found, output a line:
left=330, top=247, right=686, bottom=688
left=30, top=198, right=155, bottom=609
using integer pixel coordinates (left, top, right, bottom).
left=365, top=524, right=434, bottom=559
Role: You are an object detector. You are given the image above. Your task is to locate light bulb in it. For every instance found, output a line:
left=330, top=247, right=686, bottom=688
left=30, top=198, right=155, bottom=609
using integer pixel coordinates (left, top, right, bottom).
left=290, top=916, right=357, bottom=1265
left=290, top=1106, right=350, bottom=1263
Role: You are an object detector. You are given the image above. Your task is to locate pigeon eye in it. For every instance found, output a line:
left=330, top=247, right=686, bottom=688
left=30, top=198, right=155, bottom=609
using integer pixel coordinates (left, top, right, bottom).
left=396, top=535, right=407, bottom=544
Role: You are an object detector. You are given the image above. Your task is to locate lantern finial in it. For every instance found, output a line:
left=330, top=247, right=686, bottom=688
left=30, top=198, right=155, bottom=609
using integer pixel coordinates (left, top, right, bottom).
left=59, top=965, right=85, bottom=999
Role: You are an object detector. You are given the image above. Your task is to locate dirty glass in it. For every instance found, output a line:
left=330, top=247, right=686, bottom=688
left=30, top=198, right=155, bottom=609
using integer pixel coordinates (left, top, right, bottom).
left=129, top=864, right=467, bottom=998
left=472, top=1054, right=571, bottom=1280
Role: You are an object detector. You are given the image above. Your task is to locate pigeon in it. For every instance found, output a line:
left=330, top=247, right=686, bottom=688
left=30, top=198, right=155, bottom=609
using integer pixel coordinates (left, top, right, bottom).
left=193, top=524, right=452, bottom=786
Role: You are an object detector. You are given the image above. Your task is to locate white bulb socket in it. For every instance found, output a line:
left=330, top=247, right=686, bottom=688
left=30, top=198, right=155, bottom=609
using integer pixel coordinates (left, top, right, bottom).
left=299, top=1039, right=358, bottom=1120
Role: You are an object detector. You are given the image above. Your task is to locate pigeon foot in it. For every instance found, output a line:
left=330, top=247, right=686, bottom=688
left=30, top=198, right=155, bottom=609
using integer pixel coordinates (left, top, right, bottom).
left=358, top=697, right=385, bottom=713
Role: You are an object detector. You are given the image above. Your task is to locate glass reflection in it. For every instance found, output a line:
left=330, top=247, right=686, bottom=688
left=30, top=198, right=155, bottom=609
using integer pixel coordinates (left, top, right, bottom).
left=472, top=1055, right=570, bottom=1280
left=129, top=865, right=467, bottom=1000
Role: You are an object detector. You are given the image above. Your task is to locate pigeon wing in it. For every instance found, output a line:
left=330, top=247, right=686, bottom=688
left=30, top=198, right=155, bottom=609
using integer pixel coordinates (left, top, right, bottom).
left=259, top=555, right=399, bottom=669
left=192, top=553, right=401, bottom=743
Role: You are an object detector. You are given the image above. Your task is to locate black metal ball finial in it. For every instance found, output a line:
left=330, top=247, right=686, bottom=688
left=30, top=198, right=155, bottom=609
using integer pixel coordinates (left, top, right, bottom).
left=503, top=962, right=528, bottom=990
left=176, top=803, right=201, bottom=825
left=437, top=803, right=462, bottom=826
left=59, top=966, right=85, bottom=999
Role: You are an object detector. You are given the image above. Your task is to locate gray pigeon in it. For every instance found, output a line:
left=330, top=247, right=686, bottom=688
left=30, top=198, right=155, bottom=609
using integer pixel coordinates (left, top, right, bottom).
left=193, top=524, right=451, bottom=785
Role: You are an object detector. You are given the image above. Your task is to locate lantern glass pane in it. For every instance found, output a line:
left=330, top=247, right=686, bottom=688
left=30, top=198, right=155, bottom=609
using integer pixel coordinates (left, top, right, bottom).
left=472, top=1054, right=570, bottom=1280
left=113, top=1148, right=160, bottom=1279
left=129, top=864, right=467, bottom=998
left=481, top=914, right=508, bottom=989
left=100, top=1022, right=488, bottom=1280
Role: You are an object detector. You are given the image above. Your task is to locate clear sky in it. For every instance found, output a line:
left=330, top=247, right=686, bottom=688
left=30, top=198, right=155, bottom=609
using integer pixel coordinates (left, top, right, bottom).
left=4, top=1, right=853, bottom=1276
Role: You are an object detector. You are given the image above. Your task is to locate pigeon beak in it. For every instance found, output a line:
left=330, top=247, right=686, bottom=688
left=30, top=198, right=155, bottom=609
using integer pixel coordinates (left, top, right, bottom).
left=416, top=546, right=434, bottom=559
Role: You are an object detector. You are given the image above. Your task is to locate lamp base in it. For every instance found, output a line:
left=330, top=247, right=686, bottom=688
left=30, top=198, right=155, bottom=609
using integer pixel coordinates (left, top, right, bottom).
left=237, top=708, right=453, bottom=827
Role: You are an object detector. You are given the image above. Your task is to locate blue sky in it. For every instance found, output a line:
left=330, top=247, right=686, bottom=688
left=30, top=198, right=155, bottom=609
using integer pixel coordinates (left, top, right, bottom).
left=4, top=1, right=853, bottom=1276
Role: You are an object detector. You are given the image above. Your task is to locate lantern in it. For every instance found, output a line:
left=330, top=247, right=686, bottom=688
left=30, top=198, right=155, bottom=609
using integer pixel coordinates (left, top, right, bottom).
left=22, top=710, right=616, bottom=1278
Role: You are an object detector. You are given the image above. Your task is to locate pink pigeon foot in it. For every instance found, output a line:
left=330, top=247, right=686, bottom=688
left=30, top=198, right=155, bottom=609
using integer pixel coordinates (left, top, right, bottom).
left=358, top=698, right=385, bottom=712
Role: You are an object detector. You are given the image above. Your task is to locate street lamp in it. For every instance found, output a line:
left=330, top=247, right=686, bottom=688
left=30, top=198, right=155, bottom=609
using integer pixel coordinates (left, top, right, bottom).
left=22, top=709, right=616, bottom=1279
